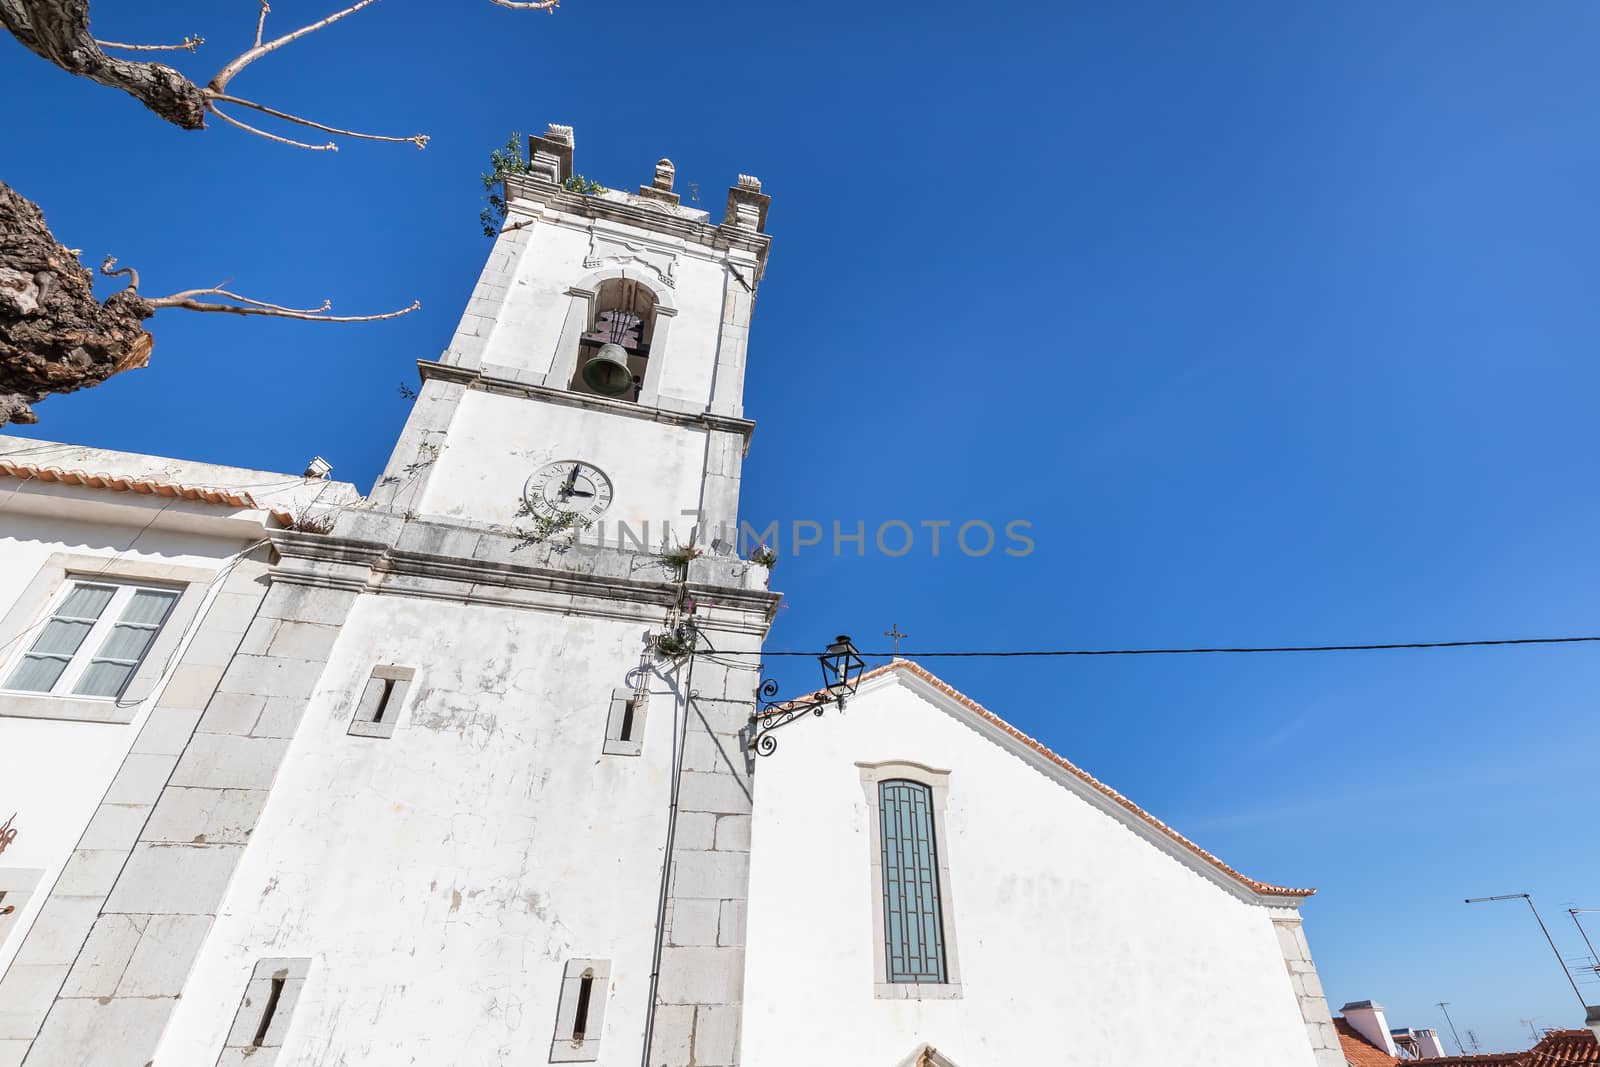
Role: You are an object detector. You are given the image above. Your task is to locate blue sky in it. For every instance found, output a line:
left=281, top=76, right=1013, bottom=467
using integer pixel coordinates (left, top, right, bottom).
left=6, top=0, right=1600, bottom=1051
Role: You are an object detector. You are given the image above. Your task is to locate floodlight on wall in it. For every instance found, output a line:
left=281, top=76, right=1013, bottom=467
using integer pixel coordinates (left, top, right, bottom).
left=749, top=635, right=867, bottom=757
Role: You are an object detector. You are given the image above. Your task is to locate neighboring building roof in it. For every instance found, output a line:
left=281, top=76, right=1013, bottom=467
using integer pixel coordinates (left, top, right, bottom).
left=1417, top=1030, right=1600, bottom=1067
left=0, top=436, right=362, bottom=528
left=0, top=459, right=290, bottom=521
left=1334, top=1022, right=1600, bottom=1067
left=789, top=659, right=1314, bottom=900
left=1335, top=1018, right=1401, bottom=1067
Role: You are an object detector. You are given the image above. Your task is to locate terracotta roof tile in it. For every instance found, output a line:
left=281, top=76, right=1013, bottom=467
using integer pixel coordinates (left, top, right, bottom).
left=1415, top=1029, right=1600, bottom=1066
left=0, top=460, right=293, bottom=526
left=1335, top=1019, right=1402, bottom=1067
left=793, top=659, right=1315, bottom=899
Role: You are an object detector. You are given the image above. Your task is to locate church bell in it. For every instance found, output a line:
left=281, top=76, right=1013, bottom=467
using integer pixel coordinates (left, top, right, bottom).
left=582, top=343, right=635, bottom=397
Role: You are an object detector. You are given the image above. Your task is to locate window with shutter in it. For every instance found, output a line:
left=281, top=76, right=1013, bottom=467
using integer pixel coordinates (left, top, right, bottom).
left=3, top=580, right=178, bottom=699
left=879, top=779, right=948, bottom=984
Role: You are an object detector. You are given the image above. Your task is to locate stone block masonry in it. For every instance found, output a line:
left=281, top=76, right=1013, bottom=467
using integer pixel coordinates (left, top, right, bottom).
left=5, top=567, right=358, bottom=1067
left=1272, top=914, right=1346, bottom=1067
left=647, top=658, right=759, bottom=1067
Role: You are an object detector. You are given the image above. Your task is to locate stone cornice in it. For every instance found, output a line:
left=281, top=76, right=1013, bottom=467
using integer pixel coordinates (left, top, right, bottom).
left=505, top=174, right=770, bottom=274
left=270, top=526, right=780, bottom=635
left=419, top=361, right=756, bottom=445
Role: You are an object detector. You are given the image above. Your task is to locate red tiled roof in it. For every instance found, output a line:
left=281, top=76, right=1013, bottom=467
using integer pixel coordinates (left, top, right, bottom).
left=1415, top=1030, right=1600, bottom=1066
left=789, top=659, right=1315, bottom=899
left=0, top=461, right=293, bottom=526
left=1335, top=1019, right=1401, bottom=1067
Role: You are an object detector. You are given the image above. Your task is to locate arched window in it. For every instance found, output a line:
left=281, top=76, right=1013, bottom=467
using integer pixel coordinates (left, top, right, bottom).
left=570, top=278, right=657, bottom=402
left=878, top=779, right=948, bottom=984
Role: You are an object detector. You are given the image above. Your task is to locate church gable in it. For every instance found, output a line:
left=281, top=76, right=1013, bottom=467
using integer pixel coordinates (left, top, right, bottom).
left=844, top=659, right=1312, bottom=906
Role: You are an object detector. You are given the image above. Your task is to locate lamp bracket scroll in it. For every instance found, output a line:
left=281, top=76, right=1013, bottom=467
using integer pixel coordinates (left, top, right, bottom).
left=747, top=635, right=866, bottom=758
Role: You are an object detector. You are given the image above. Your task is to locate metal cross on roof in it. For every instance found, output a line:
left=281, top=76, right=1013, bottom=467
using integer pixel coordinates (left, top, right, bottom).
left=884, top=623, right=908, bottom=655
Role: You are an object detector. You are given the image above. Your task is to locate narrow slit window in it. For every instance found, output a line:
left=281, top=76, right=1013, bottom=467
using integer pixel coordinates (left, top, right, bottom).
left=372, top=678, right=396, bottom=723
left=602, top=688, right=645, bottom=756
left=222, top=958, right=309, bottom=1060
left=572, top=969, right=594, bottom=1040
left=348, top=665, right=414, bottom=739
left=550, top=958, right=610, bottom=1062
left=252, top=975, right=285, bottom=1047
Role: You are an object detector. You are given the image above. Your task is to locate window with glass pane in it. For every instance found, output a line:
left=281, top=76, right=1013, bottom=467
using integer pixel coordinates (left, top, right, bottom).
left=879, top=779, right=948, bottom=983
left=4, top=581, right=178, bottom=699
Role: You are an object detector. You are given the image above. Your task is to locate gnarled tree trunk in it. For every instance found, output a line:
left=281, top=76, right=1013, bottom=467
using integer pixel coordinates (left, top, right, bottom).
left=0, top=0, right=206, bottom=128
left=0, top=181, right=154, bottom=425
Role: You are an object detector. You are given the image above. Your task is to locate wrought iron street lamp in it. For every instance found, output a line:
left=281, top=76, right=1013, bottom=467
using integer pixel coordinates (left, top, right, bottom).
left=750, top=635, right=867, bottom=757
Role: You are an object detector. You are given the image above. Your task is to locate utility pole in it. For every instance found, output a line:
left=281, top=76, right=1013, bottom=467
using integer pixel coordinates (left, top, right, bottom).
left=1438, top=1002, right=1465, bottom=1055
left=1465, top=893, right=1589, bottom=1012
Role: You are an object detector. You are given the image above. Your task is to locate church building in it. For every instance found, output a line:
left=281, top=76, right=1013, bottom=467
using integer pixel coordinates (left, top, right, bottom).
left=0, top=125, right=1344, bottom=1066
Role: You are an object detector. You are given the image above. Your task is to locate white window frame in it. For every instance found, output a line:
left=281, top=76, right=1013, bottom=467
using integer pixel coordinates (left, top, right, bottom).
left=1, top=577, right=181, bottom=701
left=0, top=554, right=212, bottom=724
left=857, top=760, right=963, bottom=1000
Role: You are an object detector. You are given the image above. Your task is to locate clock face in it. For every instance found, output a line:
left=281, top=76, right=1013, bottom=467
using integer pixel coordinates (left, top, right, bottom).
left=524, top=460, right=614, bottom=521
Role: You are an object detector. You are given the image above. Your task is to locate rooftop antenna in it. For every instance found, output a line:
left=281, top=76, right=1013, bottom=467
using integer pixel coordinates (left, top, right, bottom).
left=1520, top=1018, right=1541, bottom=1042
left=1466, top=1029, right=1482, bottom=1054
left=1437, top=1002, right=1465, bottom=1055
left=1466, top=893, right=1590, bottom=1011
left=1569, top=910, right=1600, bottom=976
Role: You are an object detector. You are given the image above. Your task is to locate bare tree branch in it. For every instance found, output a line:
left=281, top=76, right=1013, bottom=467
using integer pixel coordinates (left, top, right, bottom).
left=208, top=0, right=379, bottom=95
left=100, top=255, right=420, bottom=322
left=146, top=288, right=421, bottom=322
left=95, top=34, right=202, bottom=52
left=207, top=101, right=337, bottom=151
left=98, top=255, right=139, bottom=291
left=6, top=0, right=562, bottom=148
left=210, top=93, right=428, bottom=149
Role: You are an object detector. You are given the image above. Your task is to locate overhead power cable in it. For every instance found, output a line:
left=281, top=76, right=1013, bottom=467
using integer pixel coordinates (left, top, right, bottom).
left=752, top=635, right=1600, bottom=658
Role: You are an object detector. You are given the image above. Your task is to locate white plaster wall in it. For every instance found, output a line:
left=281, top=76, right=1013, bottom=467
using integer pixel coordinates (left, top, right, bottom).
left=479, top=220, right=591, bottom=379
left=0, top=514, right=247, bottom=976
left=157, top=593, right=711, bottom=1065
left=742, top=673, right=1318, bottom=1067
left=420, top=389, right=709, bottom=543
left=654, top=256, right=729, bottom=408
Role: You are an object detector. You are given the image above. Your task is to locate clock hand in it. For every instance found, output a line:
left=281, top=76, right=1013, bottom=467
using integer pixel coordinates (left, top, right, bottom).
left=567, top=490, right=594, bottom=499
left=560, top=464, right=579, bottom=498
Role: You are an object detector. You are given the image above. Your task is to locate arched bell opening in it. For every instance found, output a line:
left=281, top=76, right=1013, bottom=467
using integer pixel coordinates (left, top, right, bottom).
left=570, top=278, right=657, bottom=401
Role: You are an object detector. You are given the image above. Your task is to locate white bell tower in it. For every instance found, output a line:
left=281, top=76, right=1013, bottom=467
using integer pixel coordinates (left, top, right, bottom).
left=122, top=125, right=779, bottom=1067
left=370, top=123, right=772, bottom=552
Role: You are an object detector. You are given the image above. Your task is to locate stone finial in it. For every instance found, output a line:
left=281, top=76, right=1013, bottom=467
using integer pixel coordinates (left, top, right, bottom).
left=527, top=123, right=575, bottom=184
left=722, top=174, right=771, bottom=233
left=639, top=157, right=681, bottom=206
